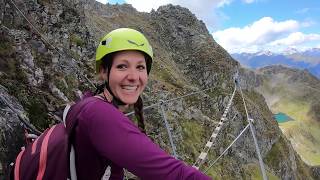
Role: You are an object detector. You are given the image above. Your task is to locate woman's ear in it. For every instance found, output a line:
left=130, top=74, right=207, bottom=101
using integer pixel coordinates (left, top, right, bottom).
left=98, top=66, right=108, bottom=81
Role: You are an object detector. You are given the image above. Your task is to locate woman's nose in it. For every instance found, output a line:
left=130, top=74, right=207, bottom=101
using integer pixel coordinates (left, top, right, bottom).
left=126, top=69, right=139, bottom=81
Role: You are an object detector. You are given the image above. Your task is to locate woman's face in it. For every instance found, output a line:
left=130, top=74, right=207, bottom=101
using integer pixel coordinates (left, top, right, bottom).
left=108, top=50, right=148, bottom=105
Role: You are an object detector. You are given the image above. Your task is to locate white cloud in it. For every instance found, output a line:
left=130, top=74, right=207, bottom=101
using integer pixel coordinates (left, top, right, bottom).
left=217, top=0, right=233, bottom=7
left=301, top=19, right=316, bottom=27
left=270, top=32, right=320, bottom=46
left=97, top=0, right=256, bottom=30
left=125, top=0, right=172, bottom=12
left=124, top=0, right=231, bottom=29
left=242, top=0, right=255, bottom=4
left=212, top=17, right=300, bottom=53
left=96, top=0, right=108, bottom=4
left=215, top=0, right=257, bottom=7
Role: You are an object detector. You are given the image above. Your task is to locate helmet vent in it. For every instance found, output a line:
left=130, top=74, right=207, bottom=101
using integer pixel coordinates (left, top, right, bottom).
left=101, top=37, right=112, bottom=46
left=128, top=40, right=144, bottom=47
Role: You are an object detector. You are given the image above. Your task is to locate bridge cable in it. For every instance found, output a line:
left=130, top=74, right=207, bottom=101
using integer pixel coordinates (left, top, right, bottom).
left=126, top=86, right=219, bottom=116
left=192, top=84, right=237, bottom=169
left=238, top=84, right=268, bottom=180
left=159, top=100, right=178, bottom=158
left=204, top=124, right=250, bottom=173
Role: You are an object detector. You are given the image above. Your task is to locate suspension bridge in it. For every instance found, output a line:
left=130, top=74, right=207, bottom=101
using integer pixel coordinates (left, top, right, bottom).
left=1, top=0, right=270, bottom=179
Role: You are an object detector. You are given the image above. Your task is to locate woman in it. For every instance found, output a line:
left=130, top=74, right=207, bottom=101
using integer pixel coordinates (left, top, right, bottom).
left=74, top=28, right=211, bottom=179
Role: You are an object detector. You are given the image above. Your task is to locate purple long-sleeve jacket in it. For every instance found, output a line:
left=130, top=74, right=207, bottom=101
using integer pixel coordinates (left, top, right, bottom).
left=73, top=97, right=212, bottom=180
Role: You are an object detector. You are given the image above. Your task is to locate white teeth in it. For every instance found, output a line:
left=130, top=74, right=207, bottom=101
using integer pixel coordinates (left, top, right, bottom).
left=122, top=85, right=137, bottom=91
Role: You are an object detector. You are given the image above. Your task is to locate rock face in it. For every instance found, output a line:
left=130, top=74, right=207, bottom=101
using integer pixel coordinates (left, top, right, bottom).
left=150, top=4, right=237, bottom=89
left=0, top=85, right=28, bottom=176
left=0, top=0, right=317, bottom=179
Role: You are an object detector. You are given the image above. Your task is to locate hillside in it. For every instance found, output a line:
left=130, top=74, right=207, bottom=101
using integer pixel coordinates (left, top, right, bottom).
left=255, top=65, right=320, bottom=166
left=0, top=0, right=318, bottom=179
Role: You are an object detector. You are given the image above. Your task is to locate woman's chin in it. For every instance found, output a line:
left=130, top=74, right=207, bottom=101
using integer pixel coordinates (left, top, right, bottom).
left=119, top=96, right=138, bottom=105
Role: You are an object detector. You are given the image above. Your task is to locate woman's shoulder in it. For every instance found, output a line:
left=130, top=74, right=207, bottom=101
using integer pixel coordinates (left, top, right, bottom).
left=81, top=96, right=116, bottom=114
left=78, top=96, right=129, bottom=123
left=77, top=96, right=135, bottom=133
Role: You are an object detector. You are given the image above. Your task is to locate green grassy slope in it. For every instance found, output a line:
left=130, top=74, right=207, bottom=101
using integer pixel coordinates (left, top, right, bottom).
left=256, top=72, right=320, bottom=166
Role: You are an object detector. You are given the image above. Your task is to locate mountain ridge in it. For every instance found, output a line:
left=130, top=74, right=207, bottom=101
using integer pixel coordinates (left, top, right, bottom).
left=0, top=0, right=318, bottom=179
left=232, top=48, right=320, bottom=78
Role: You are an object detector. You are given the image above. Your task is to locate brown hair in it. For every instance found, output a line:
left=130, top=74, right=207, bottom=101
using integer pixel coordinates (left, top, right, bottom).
left=134, top=96, right=146, bottom=134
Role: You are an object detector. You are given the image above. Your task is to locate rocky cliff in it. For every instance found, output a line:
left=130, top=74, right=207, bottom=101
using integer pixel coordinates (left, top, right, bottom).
left=0, top=0, right=318, bottom=179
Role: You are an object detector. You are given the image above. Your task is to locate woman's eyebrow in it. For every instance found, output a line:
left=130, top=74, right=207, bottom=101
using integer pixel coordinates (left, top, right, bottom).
left=115, top=59, right=129, bottom=64
left=114, top=58, right=146, bottom=65
left=137, top=60, right=146, bottom=64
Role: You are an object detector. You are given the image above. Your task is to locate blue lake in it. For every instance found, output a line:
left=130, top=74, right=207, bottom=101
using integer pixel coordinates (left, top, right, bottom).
left=274, top=112, right=293, bottom=123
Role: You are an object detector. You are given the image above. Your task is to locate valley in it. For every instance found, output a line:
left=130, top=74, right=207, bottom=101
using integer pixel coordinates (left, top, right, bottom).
left=254, top=65, right=320, bottom=165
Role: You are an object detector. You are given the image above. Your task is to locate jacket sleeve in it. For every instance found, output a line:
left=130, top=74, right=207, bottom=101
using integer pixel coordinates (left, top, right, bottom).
left=80, top=100, right=212, bottom=180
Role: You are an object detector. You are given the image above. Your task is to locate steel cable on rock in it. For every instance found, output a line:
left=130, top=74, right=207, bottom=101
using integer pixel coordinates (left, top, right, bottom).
left=125, top=86, right=220, bottom=116
left=204, top=124, right=250, bottom=173
left=0, top=95, right=41, bottom=135
left=238, top=85, right=268, bottom=180
left=9, top=0, right=96, bottom=89
left=124, top=86, right=231, bottom=160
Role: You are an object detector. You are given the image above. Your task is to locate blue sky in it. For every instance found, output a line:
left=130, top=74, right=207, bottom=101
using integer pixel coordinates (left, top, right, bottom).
left=220, top=0, right=319, bottom=31
left=96, top=0, right=320, bottom=54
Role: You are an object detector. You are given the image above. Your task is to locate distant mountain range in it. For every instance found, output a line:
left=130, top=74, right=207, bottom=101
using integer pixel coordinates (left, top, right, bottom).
left=232, top=48, right=320, bottom=78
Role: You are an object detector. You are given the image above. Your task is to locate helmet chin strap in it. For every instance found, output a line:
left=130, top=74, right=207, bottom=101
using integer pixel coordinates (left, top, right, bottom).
left=102, top=59, right=128, bottom=107
left=103, top=80, right=127, bottom=108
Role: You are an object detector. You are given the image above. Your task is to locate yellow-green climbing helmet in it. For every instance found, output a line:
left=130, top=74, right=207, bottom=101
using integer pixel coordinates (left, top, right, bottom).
left=95, top=28, right=153, bottom=73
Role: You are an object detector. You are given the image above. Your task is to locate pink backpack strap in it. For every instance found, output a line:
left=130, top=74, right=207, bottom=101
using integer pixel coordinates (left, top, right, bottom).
left=14, top=147, right=25, bottom=180
left=36, top=125, right=57, bottom=180
left=31, top=137, right=39, bottom=154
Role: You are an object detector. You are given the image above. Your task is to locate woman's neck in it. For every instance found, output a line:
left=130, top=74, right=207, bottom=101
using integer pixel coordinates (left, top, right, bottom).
left=118, top=104, right=130, bottom=112
left=100, top=89, right=130, bottom=112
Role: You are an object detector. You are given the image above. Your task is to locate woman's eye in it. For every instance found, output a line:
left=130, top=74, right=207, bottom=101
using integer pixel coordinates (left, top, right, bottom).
left=116, top=64, right=127, bottom=69
left=137, top=65, right=146, bottom=70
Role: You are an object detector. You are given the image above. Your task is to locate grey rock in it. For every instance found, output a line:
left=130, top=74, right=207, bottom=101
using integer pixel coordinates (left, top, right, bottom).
left=0, top=0, right=316, bottom=179
left=0, top=85, right=26, bottom=176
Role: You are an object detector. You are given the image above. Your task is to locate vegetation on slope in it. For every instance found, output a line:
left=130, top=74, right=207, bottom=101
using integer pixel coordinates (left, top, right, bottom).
left=256, top=69, right=320, bottom=166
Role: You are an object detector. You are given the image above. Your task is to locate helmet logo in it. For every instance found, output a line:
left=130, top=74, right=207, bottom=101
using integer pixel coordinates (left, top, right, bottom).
left=101, top=37, right=112, bottom=47
left=127, top=40, right=144, bottom=47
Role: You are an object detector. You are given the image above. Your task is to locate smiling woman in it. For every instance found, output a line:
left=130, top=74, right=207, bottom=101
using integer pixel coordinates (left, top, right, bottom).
left=70, top=28, right=212, bottom=179
left=107, top=51, right=148, bottom=105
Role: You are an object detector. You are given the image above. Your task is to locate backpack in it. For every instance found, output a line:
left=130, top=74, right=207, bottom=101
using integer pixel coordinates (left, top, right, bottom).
left=11, top=96, right=96, bottom=180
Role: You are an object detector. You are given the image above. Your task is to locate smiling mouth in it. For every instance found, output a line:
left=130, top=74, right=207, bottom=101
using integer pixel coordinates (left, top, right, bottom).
left=121, top=85, right=138, bottom=92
